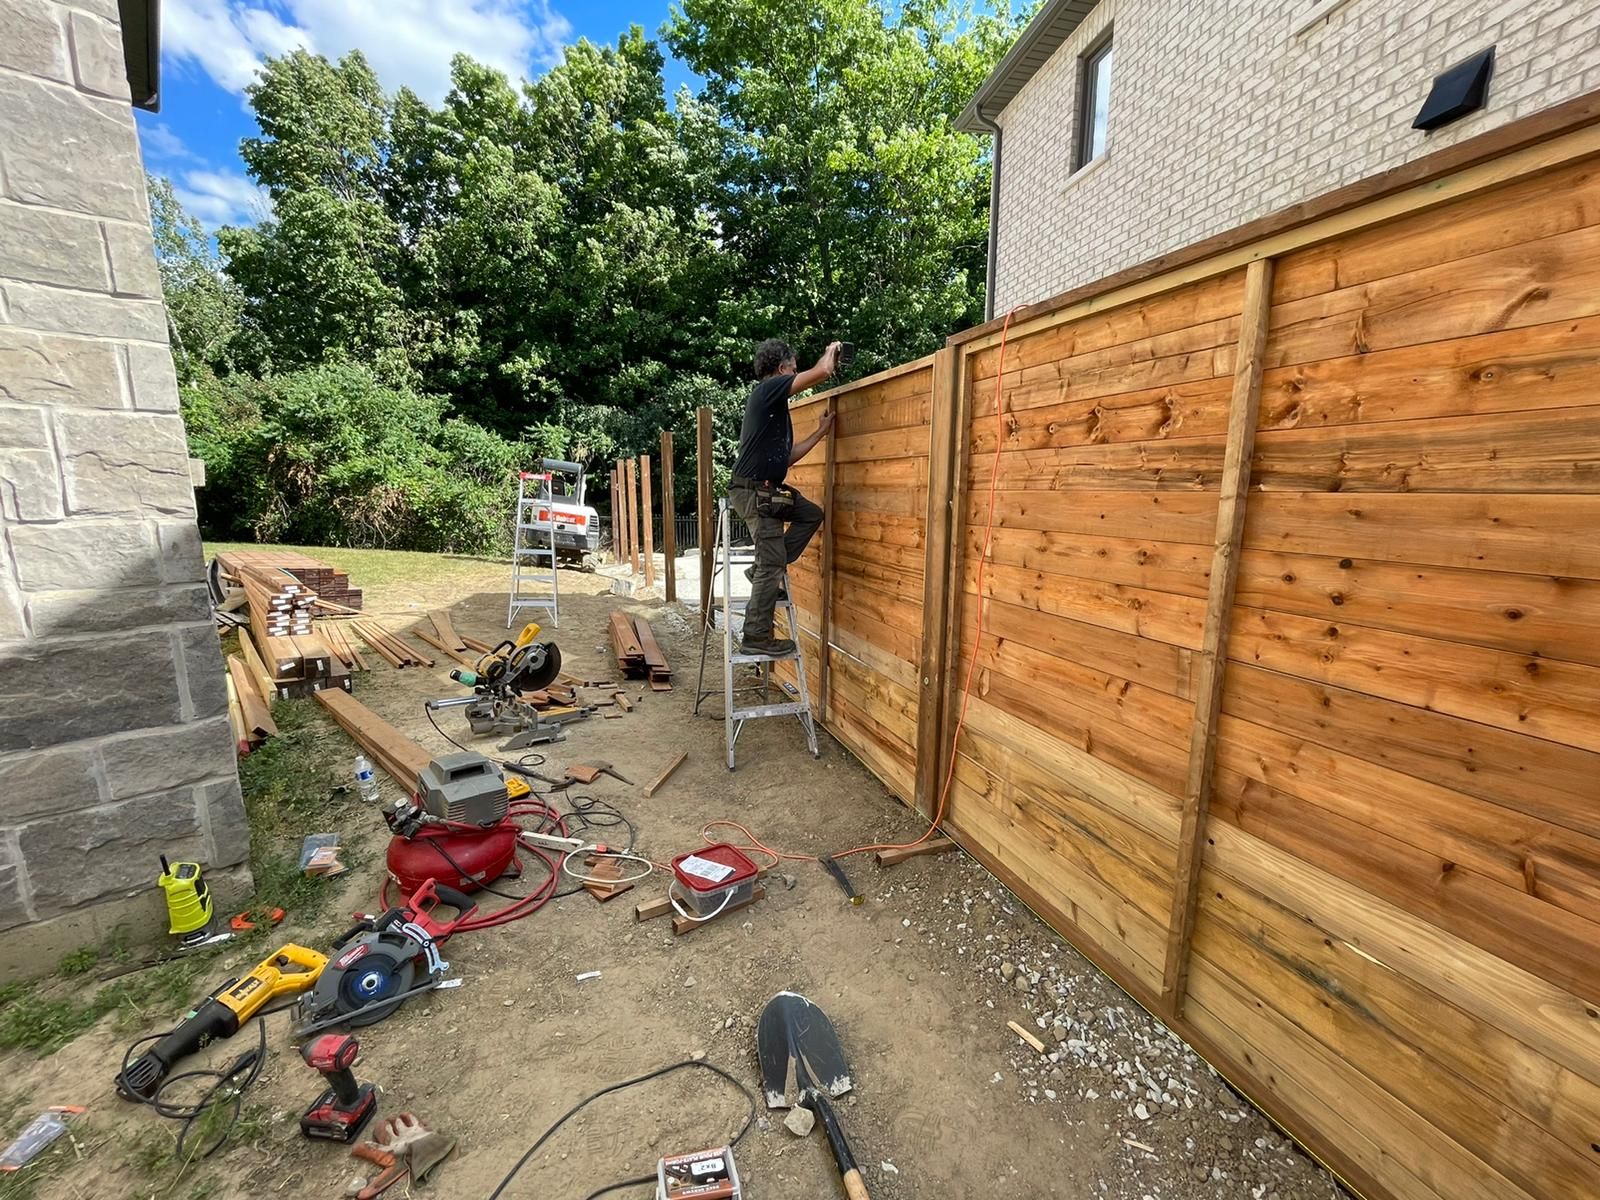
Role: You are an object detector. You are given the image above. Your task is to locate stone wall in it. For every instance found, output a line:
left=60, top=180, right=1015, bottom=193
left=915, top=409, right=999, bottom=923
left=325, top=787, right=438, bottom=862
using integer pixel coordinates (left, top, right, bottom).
left=991, top=0, right=1600, bottom=310
left=0, top=0, right=249, bottom=973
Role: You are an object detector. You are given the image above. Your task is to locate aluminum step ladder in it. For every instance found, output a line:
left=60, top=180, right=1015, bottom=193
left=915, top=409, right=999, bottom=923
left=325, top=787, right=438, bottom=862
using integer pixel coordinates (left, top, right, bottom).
left=508, top=468, right=560, bottom=628
left=694, top=498, right=820, bottom=770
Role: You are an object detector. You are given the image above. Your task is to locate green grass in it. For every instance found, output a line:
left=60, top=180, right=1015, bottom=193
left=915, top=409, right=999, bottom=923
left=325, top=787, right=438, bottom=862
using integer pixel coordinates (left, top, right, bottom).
left=205, top=540, right=502, bottom=589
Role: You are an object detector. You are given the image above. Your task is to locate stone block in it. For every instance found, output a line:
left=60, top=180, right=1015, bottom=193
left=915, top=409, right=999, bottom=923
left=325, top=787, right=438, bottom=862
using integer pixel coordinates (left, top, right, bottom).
left=104, top=220, right=162, bottom=298
left=0, top=201, right=110, bottom=290
left=127, top=342, right=180, bottom=412
left=0, top=744, right=101, bottom=821
left=55, top=409, right=195, bottom=517
left=68, top=11, right=129, bottom=101
left=0, top=1, right=69, bottom=83
left=27, top=582, right=209, bottom=636
left=19, top=789, right=203, bottom=915
left=158, top=520, right=205, bottom=582
left=0, top=449, right=63, bottom=521
left=0, top=72, right=142, bottom=222
left=0, top=329, right=125, bottom=408
left=100, top=717, right=235, bottom=801
left=0, top=404, right=49, bottom=448
left=1, top=281, right=166, bottom=342
left=0, top=629, right=184, bottom=752
left=0, top=575, right=25, bottom=641
left=198, top=776, right=251, bottom=867
left=178, top=624, right=229, bottom=721
left=9, top=520, right=160, bottom=590
left=0, top=859, right=26, bottom=933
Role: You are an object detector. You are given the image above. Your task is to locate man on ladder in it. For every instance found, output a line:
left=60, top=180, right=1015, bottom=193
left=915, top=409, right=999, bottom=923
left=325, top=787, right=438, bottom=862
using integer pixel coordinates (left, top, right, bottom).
left=727, top=337, right=842, bottom=656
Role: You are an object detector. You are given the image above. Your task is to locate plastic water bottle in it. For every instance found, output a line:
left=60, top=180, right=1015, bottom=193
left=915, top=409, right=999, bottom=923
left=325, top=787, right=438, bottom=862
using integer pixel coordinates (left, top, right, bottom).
left=353, top=755, right=380, bottom=803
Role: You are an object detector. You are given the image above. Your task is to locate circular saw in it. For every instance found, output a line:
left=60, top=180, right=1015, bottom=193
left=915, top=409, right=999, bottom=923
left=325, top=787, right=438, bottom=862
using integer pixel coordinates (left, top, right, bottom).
left=294, top=882, right=475, bottom=1037
left=476, top=622, right=562, bottom=694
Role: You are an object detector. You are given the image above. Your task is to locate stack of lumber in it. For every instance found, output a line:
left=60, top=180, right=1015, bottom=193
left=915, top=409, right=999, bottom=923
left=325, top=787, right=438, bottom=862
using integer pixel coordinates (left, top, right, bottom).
left=316, top=619, right=368, bottom=672
left=413, top=610, right=484, bottom=669
left=608, top=612, right=672, bottom=690
left=225, top=652, right=277, bottom=754
left=315, top=689, right=431, bottom=791
left=216, top=549, right=362, bottom=609
left=350, top=619, right=434, bottom=669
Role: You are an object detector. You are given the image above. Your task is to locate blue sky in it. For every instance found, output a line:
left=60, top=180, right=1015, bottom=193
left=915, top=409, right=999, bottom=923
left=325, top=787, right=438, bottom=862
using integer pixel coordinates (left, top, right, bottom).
left=136, top=0, right=699, bottom=229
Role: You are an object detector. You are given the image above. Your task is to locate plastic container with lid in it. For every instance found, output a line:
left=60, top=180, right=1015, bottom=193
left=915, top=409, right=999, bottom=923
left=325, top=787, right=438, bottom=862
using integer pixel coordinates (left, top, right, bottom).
left=670, top=843, right=760, bottom=918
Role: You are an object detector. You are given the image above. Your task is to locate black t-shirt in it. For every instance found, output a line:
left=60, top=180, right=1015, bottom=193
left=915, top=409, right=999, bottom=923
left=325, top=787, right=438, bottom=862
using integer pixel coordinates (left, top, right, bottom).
left=732, top=374, right=794, bottom=484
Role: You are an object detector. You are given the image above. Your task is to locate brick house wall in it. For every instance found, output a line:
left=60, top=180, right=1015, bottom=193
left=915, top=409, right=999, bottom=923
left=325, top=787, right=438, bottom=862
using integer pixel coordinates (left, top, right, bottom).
left=0, top=0, right=249, bottom=971
left=990, top=0, right=1600, bottom=311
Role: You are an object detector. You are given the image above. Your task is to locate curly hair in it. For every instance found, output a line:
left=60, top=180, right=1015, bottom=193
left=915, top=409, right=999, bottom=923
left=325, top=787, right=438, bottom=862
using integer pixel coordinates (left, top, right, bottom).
left=753, top=338, right=795, bottom=379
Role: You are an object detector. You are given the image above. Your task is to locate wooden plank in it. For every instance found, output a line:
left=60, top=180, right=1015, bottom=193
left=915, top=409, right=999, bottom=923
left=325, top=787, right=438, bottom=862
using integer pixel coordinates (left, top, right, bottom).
left=641, top=453, right=657, bottom=588
left=875, top=837, right=957, bottom=867
left=660, top=429, right=676, bottom=603
left=610, top=464, right=621, bottom=561
left=697, top=407, right=714, bottom=624
left=1008, top=1020, right=1047, bottom=1054
left=1162, top=256, right=1273, bottom=1017
left=643, top=751, right=687, bottom=798
left=413, top=628, right=477, bottom=668
left=913, top=346, right=960, bottom=817
left=225, top=673, right=249, bottom=754
left=964, top=559, right=1207, bottom=649
left=430, top=610, right=465, bottom=651
left=226, top=656, right=275, bottom=740
left=238, top=625, right=278, bottom=702
left=626, top=457, right=641, bottom=575
left=314, top=688, right=432, bottom=791
left=817, top=397, right=837, bottom=722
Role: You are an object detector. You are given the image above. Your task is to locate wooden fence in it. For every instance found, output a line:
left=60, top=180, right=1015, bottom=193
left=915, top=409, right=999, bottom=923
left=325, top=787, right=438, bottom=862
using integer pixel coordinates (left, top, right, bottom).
left=770, top=94, right=1600, bottom=1200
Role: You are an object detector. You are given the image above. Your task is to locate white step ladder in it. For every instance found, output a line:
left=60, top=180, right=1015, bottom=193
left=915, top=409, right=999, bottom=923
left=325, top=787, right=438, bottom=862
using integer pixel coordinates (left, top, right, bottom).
left=694, top=498, right=820, bottom=769
left=508, top=469, right=560, bottom=628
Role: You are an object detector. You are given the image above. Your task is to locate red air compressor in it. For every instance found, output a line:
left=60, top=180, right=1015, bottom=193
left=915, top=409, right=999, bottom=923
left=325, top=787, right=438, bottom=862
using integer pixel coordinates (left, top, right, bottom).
left=382, top=752, right=526, bottom=893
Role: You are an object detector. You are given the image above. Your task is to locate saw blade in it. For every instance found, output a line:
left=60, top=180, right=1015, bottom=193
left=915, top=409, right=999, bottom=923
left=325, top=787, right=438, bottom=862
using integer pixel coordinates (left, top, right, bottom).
left=314, top=943, right=418, bottom=1028
left=517, top=641, right=562, bottom=691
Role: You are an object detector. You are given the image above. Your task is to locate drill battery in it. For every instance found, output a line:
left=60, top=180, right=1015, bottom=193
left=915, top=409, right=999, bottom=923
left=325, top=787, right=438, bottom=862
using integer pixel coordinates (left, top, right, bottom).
left=656, top=1146, right=741, bottom=1199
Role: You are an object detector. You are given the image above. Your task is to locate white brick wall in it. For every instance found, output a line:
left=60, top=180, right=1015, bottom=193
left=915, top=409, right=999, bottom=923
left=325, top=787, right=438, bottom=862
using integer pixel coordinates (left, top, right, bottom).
left=0, top=0, right=249, bottom=961
left=991, top=0, right=1600, bottom=310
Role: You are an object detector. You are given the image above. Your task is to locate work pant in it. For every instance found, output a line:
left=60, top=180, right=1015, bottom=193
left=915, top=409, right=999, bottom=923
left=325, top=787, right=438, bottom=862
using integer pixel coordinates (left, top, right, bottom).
left=727, top=480, right=824, bottom=639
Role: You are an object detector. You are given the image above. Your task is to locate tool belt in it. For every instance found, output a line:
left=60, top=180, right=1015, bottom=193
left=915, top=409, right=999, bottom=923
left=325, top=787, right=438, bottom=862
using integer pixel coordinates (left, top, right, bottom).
left=732, top=475, right=795, bottom=519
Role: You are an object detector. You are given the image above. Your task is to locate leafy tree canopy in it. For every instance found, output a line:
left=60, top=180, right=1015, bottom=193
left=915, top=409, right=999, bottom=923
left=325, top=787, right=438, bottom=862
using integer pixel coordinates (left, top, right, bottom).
left=160, top=0, right=1024, bottom=552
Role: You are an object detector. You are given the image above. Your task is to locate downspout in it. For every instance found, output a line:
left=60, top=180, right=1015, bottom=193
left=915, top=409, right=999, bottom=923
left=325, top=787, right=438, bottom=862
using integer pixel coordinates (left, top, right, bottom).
left=975, top=104, right=1003, bottom=321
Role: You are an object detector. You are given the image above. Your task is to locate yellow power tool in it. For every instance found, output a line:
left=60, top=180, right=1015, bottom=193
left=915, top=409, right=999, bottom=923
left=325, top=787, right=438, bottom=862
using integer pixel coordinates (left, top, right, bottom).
left=116, top=944, right=328, bottom=1099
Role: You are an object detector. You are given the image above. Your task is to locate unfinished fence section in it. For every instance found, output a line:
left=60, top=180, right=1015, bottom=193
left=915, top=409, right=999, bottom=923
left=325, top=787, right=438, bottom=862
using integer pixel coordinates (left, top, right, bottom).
left=780, top=357, right=936, bottom=803
left=782, top=101, right=1600, bottom=1200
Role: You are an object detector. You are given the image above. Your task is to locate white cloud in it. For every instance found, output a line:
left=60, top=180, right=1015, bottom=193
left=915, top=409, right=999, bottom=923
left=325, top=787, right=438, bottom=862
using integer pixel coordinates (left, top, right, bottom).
left=174, top=168, right=271, bottom=228
left=164, top=0, right=571, bottom=102
left=139, top=121, right=203, bottom=164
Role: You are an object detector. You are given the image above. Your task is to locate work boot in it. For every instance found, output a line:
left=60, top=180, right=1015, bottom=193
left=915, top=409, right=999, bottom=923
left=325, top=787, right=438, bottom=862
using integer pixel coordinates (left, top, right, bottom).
left=745, top=566, right=786, bottom=599
left=740, top=633, right=796, bottom=658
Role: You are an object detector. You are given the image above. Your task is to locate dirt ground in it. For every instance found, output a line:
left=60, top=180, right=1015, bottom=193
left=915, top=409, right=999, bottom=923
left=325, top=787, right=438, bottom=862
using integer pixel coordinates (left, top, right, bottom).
left=0, top=551, right=1353, bottom=1200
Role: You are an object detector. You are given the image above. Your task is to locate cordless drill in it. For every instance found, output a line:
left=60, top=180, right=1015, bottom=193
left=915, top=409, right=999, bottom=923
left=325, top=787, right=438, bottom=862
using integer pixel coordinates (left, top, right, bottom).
left=300, top=1034, right=377, bottom=1142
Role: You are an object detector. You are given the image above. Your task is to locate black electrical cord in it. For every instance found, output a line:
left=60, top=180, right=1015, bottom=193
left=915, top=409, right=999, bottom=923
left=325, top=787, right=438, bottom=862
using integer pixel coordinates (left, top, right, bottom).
left=484, top=1060, right=757, bottom=1200
left=549, top=795, right=639, bottom=899
left=116, top=998, right=301, bottom=1160
left=421, top=833, right=530, bottom=902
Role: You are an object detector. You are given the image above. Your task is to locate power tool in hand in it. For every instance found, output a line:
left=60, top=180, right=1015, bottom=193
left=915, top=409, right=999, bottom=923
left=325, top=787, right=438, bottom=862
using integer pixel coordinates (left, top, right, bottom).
left=115, top=944, right=328, bottom=1100
left=300, top=1033, right=377, bottom=1142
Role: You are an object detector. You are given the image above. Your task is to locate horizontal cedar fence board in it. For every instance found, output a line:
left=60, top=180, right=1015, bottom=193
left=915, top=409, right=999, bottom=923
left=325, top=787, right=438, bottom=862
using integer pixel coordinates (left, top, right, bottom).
left=779, top=105, right=1600, bottom=1200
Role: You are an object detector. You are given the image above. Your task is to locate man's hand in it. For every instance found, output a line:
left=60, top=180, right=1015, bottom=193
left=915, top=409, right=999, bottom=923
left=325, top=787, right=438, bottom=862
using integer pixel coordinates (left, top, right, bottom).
left=816, top=411, right=836, bottom=437
left=789, top=341, right=845, bottom=396
left=822, top=341, right=843, bottom=375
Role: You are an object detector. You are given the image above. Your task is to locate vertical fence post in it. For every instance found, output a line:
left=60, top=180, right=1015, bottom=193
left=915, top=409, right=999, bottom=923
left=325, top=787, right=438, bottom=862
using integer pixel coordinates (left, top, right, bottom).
left=816, top=396, right=838, bottom=722
left=661, top=430, right=677, bottom=602
left=615, top=458, right=629, bottom=571
left=936, top=348, right=977, bottom=828
left=608, top=466, right=618, bottom=557
left=641, top=454, right=657, bottom=589
left=696, top=407, right=714, bottom=624
left=914, top=346, right=963, bottom=820
left=626, top=458, right=641, bottom=575
left=1161, top=256, right=1275, bottom=1018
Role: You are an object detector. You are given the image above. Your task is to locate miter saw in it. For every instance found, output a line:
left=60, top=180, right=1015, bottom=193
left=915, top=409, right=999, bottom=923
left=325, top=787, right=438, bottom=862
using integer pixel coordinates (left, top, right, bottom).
left=426, top=622, right=591, bottom=749
left=292, top=880, right=477, bottom=1038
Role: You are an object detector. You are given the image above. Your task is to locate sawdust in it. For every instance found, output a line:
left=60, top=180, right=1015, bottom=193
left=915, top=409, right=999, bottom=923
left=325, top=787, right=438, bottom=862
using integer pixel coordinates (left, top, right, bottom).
left=0, top=557, right=1351, bottom=1200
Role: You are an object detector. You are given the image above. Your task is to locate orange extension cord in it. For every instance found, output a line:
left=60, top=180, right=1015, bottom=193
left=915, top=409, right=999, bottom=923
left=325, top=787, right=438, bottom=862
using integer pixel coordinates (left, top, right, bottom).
left=828, top=308, right=1017, bottom=861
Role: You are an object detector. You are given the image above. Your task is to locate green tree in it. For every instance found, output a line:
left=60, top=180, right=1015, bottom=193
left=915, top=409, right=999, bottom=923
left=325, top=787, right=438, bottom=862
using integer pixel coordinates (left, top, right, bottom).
left=147, top=174, right=244, bottom=382
left=665, top=0, right=1019, bottom=375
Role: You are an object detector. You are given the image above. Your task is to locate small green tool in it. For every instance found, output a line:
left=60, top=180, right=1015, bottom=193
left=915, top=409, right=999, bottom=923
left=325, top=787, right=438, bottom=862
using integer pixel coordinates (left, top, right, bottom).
left=157, top=855, right=213, bottom=944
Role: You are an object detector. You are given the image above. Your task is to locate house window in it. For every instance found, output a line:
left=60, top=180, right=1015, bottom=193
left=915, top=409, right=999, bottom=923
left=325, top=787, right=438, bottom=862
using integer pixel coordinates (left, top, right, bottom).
left=1075, top=31, right=1113, bottom=170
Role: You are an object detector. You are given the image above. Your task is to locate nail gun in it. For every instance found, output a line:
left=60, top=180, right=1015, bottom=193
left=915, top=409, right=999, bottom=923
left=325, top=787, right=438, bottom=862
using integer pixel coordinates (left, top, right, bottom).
left=116, top=943, right=327, bottom=1100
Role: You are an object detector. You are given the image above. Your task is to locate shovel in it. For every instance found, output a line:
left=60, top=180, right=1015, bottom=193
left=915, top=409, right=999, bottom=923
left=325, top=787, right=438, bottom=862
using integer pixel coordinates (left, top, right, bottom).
left=757, top=992, right=870, bottom=1200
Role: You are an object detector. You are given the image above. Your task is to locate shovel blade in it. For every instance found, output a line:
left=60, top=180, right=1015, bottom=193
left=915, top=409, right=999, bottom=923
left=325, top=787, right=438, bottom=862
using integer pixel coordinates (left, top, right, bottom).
left=757, top=991, right=854, bottom=1109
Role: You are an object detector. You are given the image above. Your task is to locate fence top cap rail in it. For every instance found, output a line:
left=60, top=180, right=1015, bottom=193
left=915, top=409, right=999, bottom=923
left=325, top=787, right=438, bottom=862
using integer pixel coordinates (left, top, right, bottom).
left=950, top=86, right=1600, bottom=350
left=787, top=352, right=939, bottom=410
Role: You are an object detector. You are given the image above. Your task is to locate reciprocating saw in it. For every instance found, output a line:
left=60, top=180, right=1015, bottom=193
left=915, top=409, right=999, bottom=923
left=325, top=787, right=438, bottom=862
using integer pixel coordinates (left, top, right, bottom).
left=116, top=943, right=328, bottom=1100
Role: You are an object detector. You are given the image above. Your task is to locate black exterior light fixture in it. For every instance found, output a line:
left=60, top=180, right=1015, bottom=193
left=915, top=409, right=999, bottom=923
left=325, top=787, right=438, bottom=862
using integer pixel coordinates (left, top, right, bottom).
left=1413, top=47, right=1495, bottom=132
